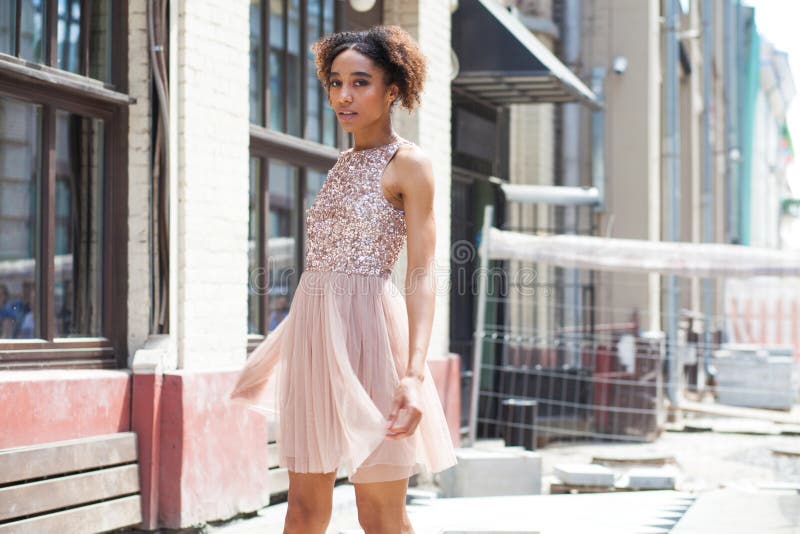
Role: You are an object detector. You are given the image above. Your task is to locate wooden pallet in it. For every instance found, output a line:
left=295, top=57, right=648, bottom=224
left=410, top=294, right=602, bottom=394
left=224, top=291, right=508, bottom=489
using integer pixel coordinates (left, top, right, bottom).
left=0, top=433, right=142, bottom=533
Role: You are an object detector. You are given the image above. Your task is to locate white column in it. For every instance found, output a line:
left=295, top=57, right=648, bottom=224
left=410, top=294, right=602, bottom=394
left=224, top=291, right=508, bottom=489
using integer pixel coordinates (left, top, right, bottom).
left=384, top=0, right=453, bottom=360
left=175, top=0, right=251, bottom=369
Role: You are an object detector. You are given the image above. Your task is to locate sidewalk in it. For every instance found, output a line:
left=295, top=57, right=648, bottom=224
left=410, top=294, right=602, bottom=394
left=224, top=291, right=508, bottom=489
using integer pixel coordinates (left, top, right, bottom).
left=671, top=487, right=800, bottom=533
left=209, top=485, right=695, bottom=534
left=208, top=422, right=800, bottom=533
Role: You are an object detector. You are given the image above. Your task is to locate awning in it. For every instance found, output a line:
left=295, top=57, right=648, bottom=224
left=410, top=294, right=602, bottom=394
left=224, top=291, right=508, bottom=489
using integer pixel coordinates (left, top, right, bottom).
left=452, top=0, right=600, bottom=109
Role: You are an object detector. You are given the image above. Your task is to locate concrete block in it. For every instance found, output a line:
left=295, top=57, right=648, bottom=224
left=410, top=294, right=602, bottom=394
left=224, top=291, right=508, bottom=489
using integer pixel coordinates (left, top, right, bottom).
left=438, top=447, right=542, bottom=497
left=627, top=467, right=678, bottom=489
left=473, top=439, right=507, bottom=451
left=553, top=463, right=615, bottom=486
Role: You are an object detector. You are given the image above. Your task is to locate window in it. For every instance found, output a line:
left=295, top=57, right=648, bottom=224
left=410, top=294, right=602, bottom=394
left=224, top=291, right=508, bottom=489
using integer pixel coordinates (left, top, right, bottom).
left=247, top=155, right=327, bottom=336
left=247, top=0, right=341, bottom=342
left=0, top=0, right=113, bottom=83
left=250, top=0, right=338, bottom=146
left=0, top=1, right=126, bottom=369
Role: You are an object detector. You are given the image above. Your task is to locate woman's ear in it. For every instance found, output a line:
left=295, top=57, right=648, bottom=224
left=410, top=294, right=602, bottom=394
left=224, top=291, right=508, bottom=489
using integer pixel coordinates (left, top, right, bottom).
left=387, top=84, right=400, bottom=107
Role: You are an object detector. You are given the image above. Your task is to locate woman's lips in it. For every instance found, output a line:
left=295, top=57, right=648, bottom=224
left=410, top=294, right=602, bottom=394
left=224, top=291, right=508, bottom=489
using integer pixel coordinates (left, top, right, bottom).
left=338, top=111, right=358, bottom=122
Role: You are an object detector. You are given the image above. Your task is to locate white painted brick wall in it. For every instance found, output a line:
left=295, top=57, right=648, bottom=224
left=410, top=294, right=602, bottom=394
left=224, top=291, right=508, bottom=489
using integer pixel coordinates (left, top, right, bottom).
left=384, top=0, right=452, bottom=361
left=176, top=0, right=250, bottom=369
left=126, top=1, right=153, bottom=361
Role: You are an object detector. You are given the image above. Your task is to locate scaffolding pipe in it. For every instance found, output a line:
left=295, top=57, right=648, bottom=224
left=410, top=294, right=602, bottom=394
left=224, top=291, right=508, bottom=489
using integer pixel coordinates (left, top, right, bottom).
left=467, top=204, right=494, bottom=447
left=498, top=183, right=601, bottom=206
left=561, top=0, right=583, bottom=366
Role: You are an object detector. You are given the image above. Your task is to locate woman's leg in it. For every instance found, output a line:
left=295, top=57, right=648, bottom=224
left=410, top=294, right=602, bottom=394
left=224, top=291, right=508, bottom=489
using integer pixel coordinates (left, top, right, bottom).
left=354, top=477, right=413, bottom=534
left=283, top=470, right=337, bottom=534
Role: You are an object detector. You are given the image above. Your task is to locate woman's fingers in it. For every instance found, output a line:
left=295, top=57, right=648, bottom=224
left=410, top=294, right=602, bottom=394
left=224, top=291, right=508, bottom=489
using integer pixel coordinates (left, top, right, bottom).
left=385, top=407, right=423, bottom=439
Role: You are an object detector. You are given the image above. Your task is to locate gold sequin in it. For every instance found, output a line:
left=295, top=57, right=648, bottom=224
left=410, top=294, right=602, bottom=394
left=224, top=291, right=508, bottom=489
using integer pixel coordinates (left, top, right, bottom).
left=304, top=136, right=410, bottom=279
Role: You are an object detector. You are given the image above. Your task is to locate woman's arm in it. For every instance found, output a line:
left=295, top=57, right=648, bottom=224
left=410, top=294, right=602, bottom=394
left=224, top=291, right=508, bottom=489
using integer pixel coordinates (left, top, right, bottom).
left=385, top=145, right=436, bottom=439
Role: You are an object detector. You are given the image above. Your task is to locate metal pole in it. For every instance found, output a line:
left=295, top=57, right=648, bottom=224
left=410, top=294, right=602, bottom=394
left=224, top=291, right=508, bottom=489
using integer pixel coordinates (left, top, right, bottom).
left=468, top=204, right=494, bottom=447
left=562, top=0, right=582, bottom=366
left=723, top=0, right=740, bottom=244
left=591, top=67, right=606, bottom=213
left=664, top=0, right=682, bottom=404
left=700, top=0, right=715, bottom=388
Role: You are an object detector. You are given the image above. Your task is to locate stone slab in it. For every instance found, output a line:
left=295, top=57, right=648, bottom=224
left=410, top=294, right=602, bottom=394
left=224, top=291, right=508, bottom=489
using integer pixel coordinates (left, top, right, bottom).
left=438, top=448, right=542, bottom=497
left=626, top=467, right=679, bottom=490
left=553, top=463, right=615, bottom=487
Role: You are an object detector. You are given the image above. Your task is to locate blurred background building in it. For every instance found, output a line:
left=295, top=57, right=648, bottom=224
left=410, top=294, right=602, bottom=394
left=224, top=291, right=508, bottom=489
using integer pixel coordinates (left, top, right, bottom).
left=0, top=0, right=796, bottom=530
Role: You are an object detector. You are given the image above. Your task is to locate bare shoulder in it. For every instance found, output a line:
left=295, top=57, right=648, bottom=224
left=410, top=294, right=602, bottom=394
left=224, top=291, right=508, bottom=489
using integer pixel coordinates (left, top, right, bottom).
left=389, top=143, right=435, bottom=198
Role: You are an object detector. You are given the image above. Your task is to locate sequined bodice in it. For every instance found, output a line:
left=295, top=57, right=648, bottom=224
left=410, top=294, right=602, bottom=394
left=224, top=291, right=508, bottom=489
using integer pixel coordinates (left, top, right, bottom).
left=304, top=137, right=410, bottom=278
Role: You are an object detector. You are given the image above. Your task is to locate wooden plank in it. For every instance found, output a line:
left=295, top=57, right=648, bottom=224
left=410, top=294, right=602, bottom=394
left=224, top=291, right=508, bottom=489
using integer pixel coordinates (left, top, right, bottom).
left=0, top=433, right=137, bottom=484
left=0, top=495, right=141, bottom=534
left=268, top=467, right=289, bottom=495
left=0, top=464, right=140, bottom=521
left=676, top=399, right=800, bottom=425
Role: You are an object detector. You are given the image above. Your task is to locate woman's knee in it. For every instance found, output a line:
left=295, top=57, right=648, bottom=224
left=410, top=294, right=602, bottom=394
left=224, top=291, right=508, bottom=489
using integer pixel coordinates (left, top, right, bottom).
left=285, top=497, right=332, bottom=531
left=356, top=496, right=411, bottom=533
left=284, top=470, right=336, bottom=533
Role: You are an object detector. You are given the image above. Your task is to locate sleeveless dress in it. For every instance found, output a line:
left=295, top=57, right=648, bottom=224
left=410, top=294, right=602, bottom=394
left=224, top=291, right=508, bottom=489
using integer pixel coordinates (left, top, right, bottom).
left=229, top=135, right=457, bottom=484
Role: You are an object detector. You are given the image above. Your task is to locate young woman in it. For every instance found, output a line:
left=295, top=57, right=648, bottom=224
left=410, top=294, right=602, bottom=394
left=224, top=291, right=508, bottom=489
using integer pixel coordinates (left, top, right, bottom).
left=230, top=25, right=456, bottom=533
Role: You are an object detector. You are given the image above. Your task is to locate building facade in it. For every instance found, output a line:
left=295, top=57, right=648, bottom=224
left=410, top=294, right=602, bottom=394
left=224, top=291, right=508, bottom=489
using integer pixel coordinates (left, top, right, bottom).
left=0, top=0, right=462, bottom=529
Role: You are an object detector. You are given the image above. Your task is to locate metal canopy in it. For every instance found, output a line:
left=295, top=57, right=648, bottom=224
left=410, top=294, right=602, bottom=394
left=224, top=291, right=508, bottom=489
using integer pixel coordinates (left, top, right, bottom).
left=452, top=0, right=600, bottom=109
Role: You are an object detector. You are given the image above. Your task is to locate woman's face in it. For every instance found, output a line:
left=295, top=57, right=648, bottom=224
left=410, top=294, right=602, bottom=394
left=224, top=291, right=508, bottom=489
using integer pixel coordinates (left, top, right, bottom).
left=327, top=48, right=398, bottom=133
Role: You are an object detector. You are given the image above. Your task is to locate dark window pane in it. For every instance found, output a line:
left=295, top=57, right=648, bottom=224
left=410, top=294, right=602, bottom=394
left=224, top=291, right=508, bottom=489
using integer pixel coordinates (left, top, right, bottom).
left=268, top=0, right=284, bottom=131
left=323, top=0, right=334, bottom=34
left=54, top=110, right=104, bottom=337
left=88, top=0, right=112, bottom=82
left=267, top=160, right=297, bottom=329
left=20, top=0, right=45, bottom=64
left=0, top=96, right=41, bottom=340
left=57, top=0, right=81, bottom=74
left=306, top=169, right=325, bottom=206
left=304, top=0, right=321, bottom=142
left=268, top=50, right=285, bottom=131
left=269, top=0, right=284, bottom=47
left=322, top=0, right=336, bottom=146
left=250, top=0, right=263, bottom=125
left=322, top=103, right=336, bottom=146
left=286, top=0, right=301, bottom=136
left=248, top=157, right=262, bottom=334
left=0, top=1, right=15, bottom=55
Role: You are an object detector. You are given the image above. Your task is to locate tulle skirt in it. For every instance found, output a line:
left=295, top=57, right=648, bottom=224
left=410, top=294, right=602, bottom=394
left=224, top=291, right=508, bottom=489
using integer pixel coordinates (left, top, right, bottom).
left=229, top=269, right=457, bottom=483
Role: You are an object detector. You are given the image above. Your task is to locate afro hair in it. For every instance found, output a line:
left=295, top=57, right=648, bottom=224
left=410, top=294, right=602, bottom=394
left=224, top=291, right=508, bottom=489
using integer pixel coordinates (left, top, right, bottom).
left=310, top=25, right=428, bottom=112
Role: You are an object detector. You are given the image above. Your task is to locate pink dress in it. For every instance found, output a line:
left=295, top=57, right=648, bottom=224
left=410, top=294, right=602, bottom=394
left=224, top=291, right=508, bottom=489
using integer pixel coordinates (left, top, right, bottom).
left=229, top=135, right=457, bottom=484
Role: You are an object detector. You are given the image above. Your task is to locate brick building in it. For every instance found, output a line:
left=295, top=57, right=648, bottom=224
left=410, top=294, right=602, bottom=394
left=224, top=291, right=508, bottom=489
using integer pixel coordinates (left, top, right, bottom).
left=0, top=0, right=597, bottom=529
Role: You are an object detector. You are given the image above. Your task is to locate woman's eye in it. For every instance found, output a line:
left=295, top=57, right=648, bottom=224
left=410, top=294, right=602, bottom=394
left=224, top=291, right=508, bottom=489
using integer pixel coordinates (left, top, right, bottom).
left=329, top=79, right=367, bottom=87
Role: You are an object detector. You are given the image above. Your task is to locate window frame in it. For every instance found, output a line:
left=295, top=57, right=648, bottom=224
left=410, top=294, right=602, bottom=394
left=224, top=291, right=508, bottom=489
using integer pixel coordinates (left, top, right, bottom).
left=0, top=2, right=128, bottom=370
left=247, top=130, right=337, bottom=347
left=247, top=0, right=346, bottom=348
left=250, top=0, right=344, bottom=144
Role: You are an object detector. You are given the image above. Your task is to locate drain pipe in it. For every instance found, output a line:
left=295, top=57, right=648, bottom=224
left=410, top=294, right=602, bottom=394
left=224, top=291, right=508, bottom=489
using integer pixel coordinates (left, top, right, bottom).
left=664, top=0, right=682, bottom=405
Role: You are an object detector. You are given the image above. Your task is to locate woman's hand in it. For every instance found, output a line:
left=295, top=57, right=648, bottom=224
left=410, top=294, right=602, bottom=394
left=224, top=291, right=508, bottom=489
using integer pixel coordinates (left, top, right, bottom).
left=385, top=376, right=424, bottom=439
